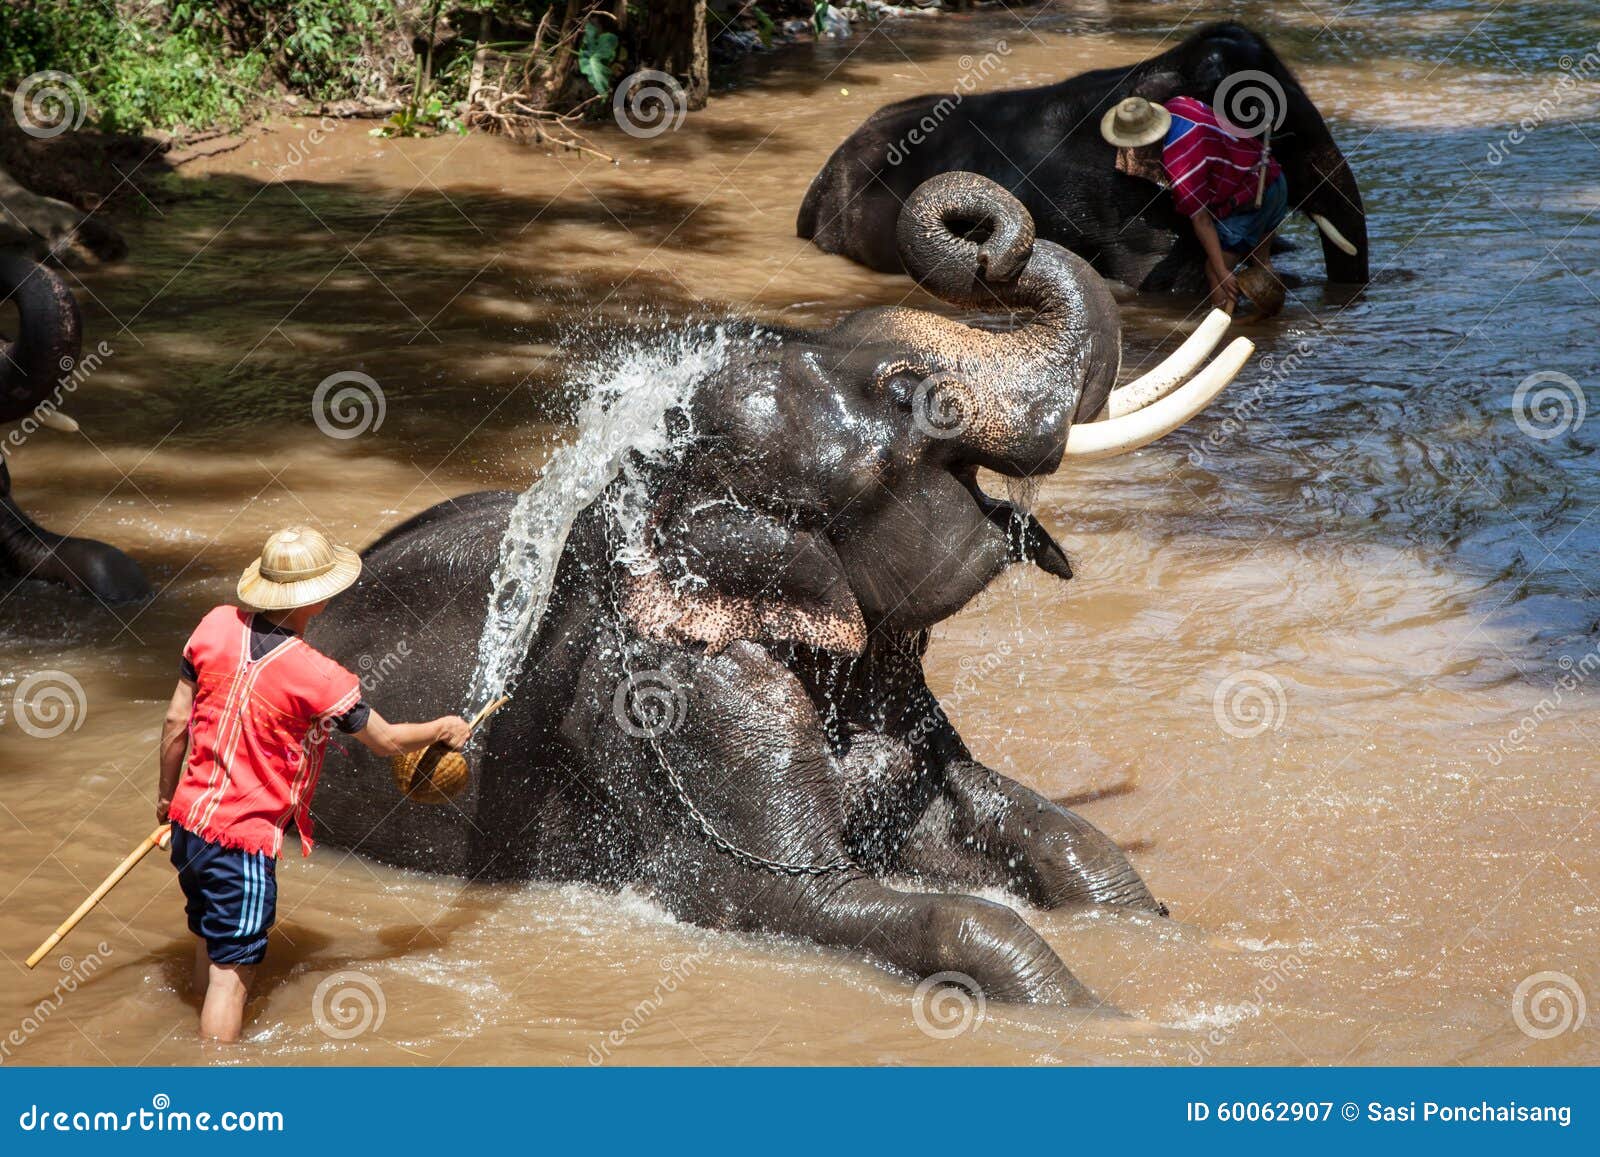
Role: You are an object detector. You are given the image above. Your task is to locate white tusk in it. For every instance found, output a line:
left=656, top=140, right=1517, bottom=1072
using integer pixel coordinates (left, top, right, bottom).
left=1065, top=338, right=1254, bottom=461
left=36, top=408, right=79, bottom=433
left=1311, top=213, right=1358, bottom=257
left=1105, top=309, right=1231, bottom=418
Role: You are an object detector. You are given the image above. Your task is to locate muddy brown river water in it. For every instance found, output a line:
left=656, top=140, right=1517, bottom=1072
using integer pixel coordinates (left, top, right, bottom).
left=2, top=0, right=1598, bottom=1065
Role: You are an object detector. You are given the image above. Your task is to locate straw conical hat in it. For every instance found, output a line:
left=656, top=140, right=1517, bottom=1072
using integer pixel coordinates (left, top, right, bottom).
left=1100, top=96, right=1171, bottom=148
left=236, top=525, right=361, bottom=611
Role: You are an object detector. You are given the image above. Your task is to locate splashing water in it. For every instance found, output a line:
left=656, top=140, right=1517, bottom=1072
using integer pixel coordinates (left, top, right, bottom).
left=467, top=326, right=733, bottom=707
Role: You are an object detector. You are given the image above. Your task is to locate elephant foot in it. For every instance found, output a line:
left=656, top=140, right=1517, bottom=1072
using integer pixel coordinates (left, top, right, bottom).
left=679, top=868, right=1099, bottom=1007
left=940, top=758, right=1165, bottom=915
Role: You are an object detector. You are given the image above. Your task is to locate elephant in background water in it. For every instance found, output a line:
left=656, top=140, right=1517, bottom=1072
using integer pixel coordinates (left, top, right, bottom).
left=312, top=173, right=1253, bottom=1005
left=1, top=251, right=149, bottom=603
left=800, top=22, right=1367, bottom=295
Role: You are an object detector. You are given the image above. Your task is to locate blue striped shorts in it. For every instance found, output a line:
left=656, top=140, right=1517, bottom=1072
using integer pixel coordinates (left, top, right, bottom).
left=170, top=822, right=277, bottom=965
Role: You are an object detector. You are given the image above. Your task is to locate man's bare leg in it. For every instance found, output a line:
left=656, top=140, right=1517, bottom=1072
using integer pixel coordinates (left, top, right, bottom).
left=198, top=962, right=254, bottom=1041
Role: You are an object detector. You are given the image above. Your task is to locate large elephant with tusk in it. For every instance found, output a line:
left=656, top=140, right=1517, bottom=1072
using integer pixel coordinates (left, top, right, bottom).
left=311, top=173, right=1250, bottom=1006
left=1, top=252, right=149, bottom=603
left=799, top=21, right=1367, bottom=295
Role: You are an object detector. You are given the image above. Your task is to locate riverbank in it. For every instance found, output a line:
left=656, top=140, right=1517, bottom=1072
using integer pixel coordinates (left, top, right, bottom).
left=0, top=1, right=1002, bottom=225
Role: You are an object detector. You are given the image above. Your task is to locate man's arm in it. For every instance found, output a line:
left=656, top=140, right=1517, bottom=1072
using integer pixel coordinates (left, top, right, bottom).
left=1190, top=209, right=1238, bottom=313
left=353, top=710, right=470, bottom=757
left=156, top=679, right=195, bottom=824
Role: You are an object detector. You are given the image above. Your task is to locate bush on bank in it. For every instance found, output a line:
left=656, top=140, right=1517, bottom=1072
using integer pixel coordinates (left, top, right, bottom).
left=0, top=1, right=851, bottom=137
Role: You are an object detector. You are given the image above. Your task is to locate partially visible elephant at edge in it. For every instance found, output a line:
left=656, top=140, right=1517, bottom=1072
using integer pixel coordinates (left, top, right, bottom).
left=0, top=164, right=128, bottom=267
left=312, top=173, right=1250, bottom=1006
left=799, top=22, right=1367, bottom=294
left=1, top=251, right=149, bottom=603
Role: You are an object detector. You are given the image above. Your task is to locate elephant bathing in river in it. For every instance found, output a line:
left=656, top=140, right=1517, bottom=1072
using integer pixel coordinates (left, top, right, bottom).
left=2, top=252, right=149, bottom=603
left=800, top=22, right=1367, bottom=294
left=314, top=173, right=1252, bottom=1005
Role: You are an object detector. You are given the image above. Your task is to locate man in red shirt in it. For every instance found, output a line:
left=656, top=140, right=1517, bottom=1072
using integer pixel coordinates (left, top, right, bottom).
left=1102, top=95, right=1288, bottom=316
left=156, top=525, right=470, bottom=1041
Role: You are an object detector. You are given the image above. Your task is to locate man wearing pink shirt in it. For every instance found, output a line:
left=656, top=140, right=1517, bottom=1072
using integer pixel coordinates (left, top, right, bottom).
left=1102, top=95, right=1288, bottom=317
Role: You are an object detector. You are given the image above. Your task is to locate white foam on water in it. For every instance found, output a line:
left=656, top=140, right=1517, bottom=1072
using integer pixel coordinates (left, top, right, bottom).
left=467, top=326, right=733, bottom=707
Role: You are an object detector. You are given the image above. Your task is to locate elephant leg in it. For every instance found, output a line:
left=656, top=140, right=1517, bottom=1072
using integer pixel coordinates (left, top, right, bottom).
left=667, top=864, right=1097, bottom=1007
left=638, top=641, right=1096, bottom=1005
left=921, top=758, right=1165, bottom=915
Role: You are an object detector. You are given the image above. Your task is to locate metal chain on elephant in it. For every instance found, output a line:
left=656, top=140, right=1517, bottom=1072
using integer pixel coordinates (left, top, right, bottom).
left=601, top=537, right=856, bottom=878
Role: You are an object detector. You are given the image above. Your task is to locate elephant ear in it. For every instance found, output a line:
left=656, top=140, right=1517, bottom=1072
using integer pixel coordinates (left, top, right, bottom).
left=619, top=488, right=865, bottom=656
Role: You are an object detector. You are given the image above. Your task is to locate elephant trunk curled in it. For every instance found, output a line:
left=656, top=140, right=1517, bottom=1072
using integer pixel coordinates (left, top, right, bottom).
left=888, top=173, right=1122, bottom=470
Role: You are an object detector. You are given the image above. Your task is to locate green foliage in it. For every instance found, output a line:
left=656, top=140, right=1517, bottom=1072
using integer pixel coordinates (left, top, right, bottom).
left=0, top=2, right=265, bottom=133
left=170, top=1, right=394, bottom=100
left=579, top=22, right=620, bottom=96
left=751, top=8, right=777, bottom=50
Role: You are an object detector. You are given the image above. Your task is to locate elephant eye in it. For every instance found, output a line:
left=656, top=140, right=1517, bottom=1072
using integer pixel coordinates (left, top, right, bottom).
left=872, top=359, right=929, bottom=400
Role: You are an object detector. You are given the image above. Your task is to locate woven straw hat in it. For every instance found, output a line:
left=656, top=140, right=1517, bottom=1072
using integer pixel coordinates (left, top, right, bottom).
left=236, top=525, right=361, bottom=611
left=1100, top=96, right=1171, bottom=148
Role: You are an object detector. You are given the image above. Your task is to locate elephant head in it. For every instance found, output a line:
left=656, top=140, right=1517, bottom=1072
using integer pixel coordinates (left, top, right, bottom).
left=622, top=172, right=1249, bottom=647
left=1, top=251, right=149, bottom=603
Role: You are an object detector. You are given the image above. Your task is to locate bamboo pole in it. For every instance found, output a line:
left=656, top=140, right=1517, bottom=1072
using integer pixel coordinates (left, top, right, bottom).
left=25, top=825, right=171, bottom=969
